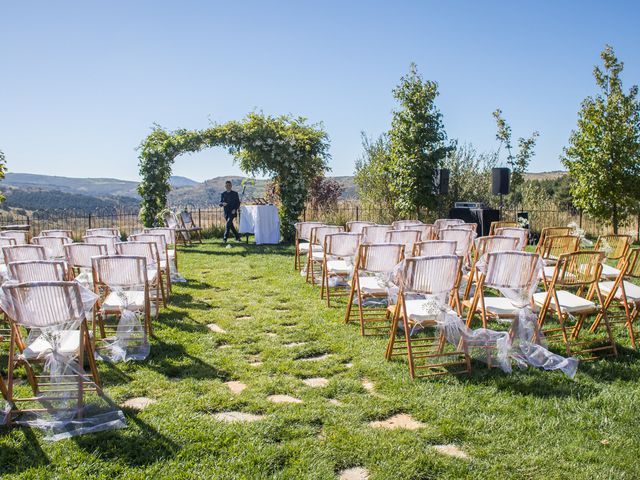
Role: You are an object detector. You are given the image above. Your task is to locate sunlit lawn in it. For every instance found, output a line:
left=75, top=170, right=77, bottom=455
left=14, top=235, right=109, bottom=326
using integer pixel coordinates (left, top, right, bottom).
left=1, top=240, right=640, bottom=479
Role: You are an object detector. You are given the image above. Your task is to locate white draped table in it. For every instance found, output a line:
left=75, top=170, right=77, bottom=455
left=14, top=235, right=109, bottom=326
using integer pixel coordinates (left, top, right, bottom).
left=239, top=205, right=280, bottom=244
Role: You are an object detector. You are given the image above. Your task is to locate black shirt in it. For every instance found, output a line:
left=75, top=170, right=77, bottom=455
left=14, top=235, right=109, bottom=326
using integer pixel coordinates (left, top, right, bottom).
left=220, top=190, right=240, bottom=217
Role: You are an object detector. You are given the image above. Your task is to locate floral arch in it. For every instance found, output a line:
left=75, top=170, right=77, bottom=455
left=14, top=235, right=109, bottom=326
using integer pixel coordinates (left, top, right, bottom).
left=137, top=113, right=330, bottom=241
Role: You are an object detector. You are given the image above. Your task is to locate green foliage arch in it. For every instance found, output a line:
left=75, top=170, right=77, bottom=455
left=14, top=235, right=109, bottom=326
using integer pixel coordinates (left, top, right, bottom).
left=137, top=113, right=330, bottom=241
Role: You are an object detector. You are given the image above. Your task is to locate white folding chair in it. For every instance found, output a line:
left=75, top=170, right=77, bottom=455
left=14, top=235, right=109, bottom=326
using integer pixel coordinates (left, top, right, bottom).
left=2, top=281, right=102, bottom=426
left=345, top=243, right=405, bottom=336
left=385, top=230, right=421, bottom=256
left=86, top=228, right=120, bottom=238
left=392, top=220, right=424, bottom=230
left=0, top=230, right=28, bottom=245
left=438, top=228, right=475, bottom=265
left=40, top=229, right=73, bottom=239
left=83, top=235, right=118, bottom=256
left=64, top=243, right=107, bottom=287
left=495, top=227, right=529, bottom=251
left=116, top=241, right=165, bottom=308
left=129, top=233, right=171, bottom=300
left=412, top=240, right=457, bottom=257
left=346, top=221, right=375, bottom=234
left=294, top=222, right=325, bottom=271
left=3, top=245, right=47, bottom=265
left=385, top=255, right=471, bottom=378
left=144, top=227, right=179, bottom=271
left=32, top=235, right=72, bottom=260
left=361, top=225, right=392, bottom=244
left=306, top=226, right=344, bottom=284
left=8, top=260, right=67, bottom=282
left=434, top=219, right=464, bottom=231
left=320, top=232, right=362, bottom=307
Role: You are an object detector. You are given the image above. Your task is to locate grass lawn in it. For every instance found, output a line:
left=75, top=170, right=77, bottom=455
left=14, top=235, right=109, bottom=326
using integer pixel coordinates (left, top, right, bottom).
left=2, top=240, right=640, bottom=479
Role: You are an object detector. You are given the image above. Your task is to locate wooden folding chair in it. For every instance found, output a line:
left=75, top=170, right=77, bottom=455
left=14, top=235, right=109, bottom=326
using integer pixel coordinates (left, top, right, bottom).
left=31, top=235, right=72, bottom=260
left=385, top=255, right=471, bottom=379
left=539, top=235, right=580, bottom=288
left=434, top=219, right=464, bottom=231
left=8, top=260, right=67, bottom=282
left=461, top=235, right=520, bottom=303
left=412, top=224, right=438, bottom=241
left=0, top=230, right=29, bottom=245
left=593, top=234, right=632, bottom=280
left=179, top=211, right=203, bottom=243
left=494, top=227, right=529, bottom=250
left=3, top=245, right=47, bottom=265
left=412, top=240, right=457, bottom=257
left=438, top=227, right=475, bottom=267
left=86, top=228, right=120, bottom=238
left=535, top=227, right=573, bottom=253
left=294, top=222, right=324, bottom=271
left=345, top=243, right=404, bottom=336
left=384, top=229, right=421, bottom=257
left=320, top=232, right=362, bottom=307
left=392, top=220, right=424, bottom=230
left=129, top=233, right=172, bottom=300
left=489, top=221, right=518, bottom=235
left=116, top=241, right=165, bottom=309
left=361, top=225, right=392, bottom=244
left=144, top=227, right=179, bottom=272
left=533, top=251, right=617, bottom=359
left=92, top=255, right=152, bottom=342
left=463, top=251, right=540, bottom=329
left=2, top=281, right=102, bottom=425
left=41, top=229, right=73, bottom=239
left=305, top=226, right=344, bottom=284
left=592, top=248, right=640, bottom=349
left=64, top=243, right=108, bottom=280
left=83, top=234, right=118, bottom=255
left=345, top=221, right=375, bottom=234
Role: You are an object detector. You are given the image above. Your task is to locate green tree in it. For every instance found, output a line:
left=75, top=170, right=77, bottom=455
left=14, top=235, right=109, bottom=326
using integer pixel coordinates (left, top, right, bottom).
left=354, top=133, right=398, bottom=221
left=387, top=63, right=452, bottom=217
left=562, top=45, right=640, bottom=233
left=442, top=143, right=497, bottom=208
left=0, top=149, right=7, bottom=202
left=492, top=109, right=539, bottom=193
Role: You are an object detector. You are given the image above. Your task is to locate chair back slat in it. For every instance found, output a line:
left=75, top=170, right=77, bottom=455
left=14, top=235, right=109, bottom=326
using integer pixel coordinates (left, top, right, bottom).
left=541, top=235, right=580, bottom=261
left=361, top=225, right=392, bottom=244
left=385, top=230, right=421, bottom=252
left=438, top=228, right=475, bottom=256
left=495, top=227, right=528, bottom=250
left=413, top=240, right=457, bottom=257
left=64, top=243, right=107, bottom=269
left=116, top=241, right=160, bottom=267
left=143, top=227, right=177, bottom=245
left=358, top=243, right=404, bottom=273
left=594, top=234, right=632, bottom=261
left=434, top=219, right=464, bottom=231
left=92, top=255, right=147, bottom=287
left=310, top=226, right=344, bottom=247
left=83, top=235, right=118, bottom=255
left=475, top=235, right=520, bottom=258
left=324, top=233, right=361, bottom=257
left=483, top=251, right=540, bottom=290
left=398, top=255, right=460, bottom=295
left=552, top=251, right=603, bottom=286
left=32, top=236, right=72, bottom=258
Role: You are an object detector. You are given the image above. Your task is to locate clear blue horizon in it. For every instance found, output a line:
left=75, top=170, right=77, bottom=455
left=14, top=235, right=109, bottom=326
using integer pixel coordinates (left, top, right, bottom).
left=2, top=0, right=639, bottom=182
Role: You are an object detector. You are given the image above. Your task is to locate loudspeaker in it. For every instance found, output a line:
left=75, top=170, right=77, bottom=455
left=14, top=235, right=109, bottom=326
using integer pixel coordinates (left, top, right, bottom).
left=436, top=168, right=449, bottom=195
left=492, top=167, right=510, bottom=195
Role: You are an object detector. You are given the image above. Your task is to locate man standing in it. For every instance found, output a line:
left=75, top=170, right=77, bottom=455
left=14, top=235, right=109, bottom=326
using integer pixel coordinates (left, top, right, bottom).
left=220, top=180, right=241, bottom=243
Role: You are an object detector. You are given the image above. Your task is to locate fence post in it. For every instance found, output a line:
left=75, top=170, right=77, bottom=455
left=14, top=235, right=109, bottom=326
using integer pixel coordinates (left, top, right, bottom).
left=198, top=208, right=201, bottom=227
left=88, top=213, right=92, bottom=229
left=356, top=206, right=359, bottom=221
left=579, top=210, right=583, bottom=230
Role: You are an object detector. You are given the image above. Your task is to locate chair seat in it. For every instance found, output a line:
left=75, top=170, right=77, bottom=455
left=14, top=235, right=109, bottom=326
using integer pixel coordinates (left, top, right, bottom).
left=388, top=299, right=456, bottom=324
left=298, top=242, right=322, bottom=253
left=326, top=260, right=352, bottom=275
left=23, top=330, right=82, bottom=358
left=533, top=290, right=596, bottom=314
left=599, top=280, right=640, bottom=302
left=600, top=264, right=621, bottom=280
left=102, top=290, right=147, bottom=311
left=311, top=252, right=325, bottom=261
left=481, top=297, right=523, bottom=317
left=354, top=276, right=387, bottom=294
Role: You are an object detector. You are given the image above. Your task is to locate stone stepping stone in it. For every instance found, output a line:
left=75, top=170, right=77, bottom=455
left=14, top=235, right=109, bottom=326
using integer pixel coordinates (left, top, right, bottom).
left=328, top=399, right=343, bottom=406
left=249, top=361, right=263, bottom=367
left=299, top=353, right=331, bottom=362
left=265, top=332, right=279, bottom=338
left=212, top=411, right=264, bottom=423
left=303, top=377, right=329, bottom=388
left=207, top=323, right=227, bottom=334
left=284, top=342, right=306, bottom=348
left=224, top=381, right=247, bottom=394
left=218, top=344, right=232, bottom=349
left=361, top=379, right=375, bottom=393
left=344, top=363, right=354, bottom=369
left=338, top=467, right=369, bottom=480
left=267, top=394, right=303, bottom=404
left=369, top=413, right=424, bottom=430
left=236, top=315, right=252, bottom=320
left=433, top=444, right=469, bottom=459
left=122, top=397, right=156, bottom=410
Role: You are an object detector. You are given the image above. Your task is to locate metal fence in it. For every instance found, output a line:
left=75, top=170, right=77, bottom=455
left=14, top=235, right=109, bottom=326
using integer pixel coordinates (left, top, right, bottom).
left=2, top=204, right=639, bottom=241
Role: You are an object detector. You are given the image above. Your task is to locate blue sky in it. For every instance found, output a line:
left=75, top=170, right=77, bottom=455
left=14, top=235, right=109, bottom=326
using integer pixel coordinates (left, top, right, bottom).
left=1, top=0, right=639, bottom=182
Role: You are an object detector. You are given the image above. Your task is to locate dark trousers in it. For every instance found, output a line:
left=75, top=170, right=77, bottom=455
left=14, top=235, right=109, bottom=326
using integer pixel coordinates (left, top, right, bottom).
left=224, top=215, right=239, bottom=241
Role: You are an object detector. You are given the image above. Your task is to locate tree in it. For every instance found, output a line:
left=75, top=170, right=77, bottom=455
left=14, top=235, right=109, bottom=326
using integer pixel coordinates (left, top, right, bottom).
left=0, top=149, right=7, bottom=202
left=387, top=63, right=453, bottom=217
left=307, top=176, right=343, bottom=210
left=442, top=143, right=497, bottom=208
left=492, top=109, right=539, bottom=193
left=354, top=133, right=398, bottom=220
left=562, top=45, right=640, bottom=233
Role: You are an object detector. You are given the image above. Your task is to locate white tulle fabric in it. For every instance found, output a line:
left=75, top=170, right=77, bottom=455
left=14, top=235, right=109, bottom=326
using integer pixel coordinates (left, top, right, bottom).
left=390, top=252, right=578, bottom=377
left=92, top=256, right=150, bottom=362
left=0, top=281, right=126, bottom=440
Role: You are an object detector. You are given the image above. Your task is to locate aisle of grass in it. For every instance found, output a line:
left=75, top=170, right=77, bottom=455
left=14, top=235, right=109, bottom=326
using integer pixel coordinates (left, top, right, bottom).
left=2, top=240, right=640, bottom=479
